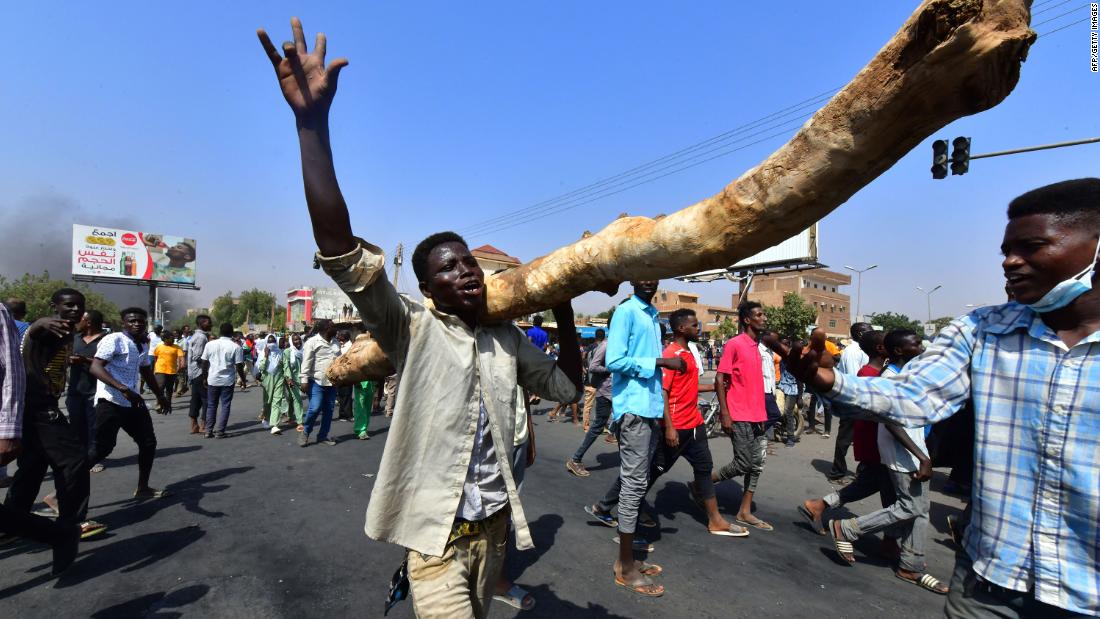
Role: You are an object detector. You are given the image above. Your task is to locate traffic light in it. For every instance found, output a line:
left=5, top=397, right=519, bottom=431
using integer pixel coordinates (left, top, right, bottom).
left=931, top=139, right=949, bottom=179
left=951, top=136, right=971, bottom=175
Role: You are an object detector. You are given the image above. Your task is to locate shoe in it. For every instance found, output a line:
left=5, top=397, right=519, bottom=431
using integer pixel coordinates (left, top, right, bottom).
left=261, top=421, right=270, bottom=429
left=270, top=426, right=282, bottom=435
left=204, top=432, right=215, bottom=439
left=298, top=433, right=309, bottom=447
left=821, top=433, right=831, bottom=439
left=585, top=504, right=618, bottom=528
left=321, top=438, right=337, bottom=446
left=358, top=432, right=370, bottom=440
left=826, top=470, right=848, bottom=481
left=804, top=428, right=817, bottom=435
left=785, top=439, right=797, bottom=447
left=215, top=432, right=227, bottom=439
left=90, top=463, right=105, bottom=473
left=566, top=459, right=590, bottom=477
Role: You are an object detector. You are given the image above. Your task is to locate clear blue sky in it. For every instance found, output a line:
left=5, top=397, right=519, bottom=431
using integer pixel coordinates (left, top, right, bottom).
left=1, top=1, right=1097, bottom=321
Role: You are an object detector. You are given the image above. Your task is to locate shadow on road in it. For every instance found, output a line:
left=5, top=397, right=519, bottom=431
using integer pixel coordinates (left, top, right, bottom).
left=586, top=451, right=620, bottom=473
left=91, top=466, right=254, bottom=523
left=90, top=583, right=210, bottom=617
left=55, top=525, right=207, bottom=588
left=107, top=445, right=202, bottom=469
left=511, top=514, right=564, bottom=582
left=520, top=583, right=633, bottom=619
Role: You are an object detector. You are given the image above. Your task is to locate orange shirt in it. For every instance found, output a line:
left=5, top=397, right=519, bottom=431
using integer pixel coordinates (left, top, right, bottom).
left=153, top=343, right=183, bottom=375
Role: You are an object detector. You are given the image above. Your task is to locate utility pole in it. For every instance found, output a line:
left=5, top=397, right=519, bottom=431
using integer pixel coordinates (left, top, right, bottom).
left=844, top=264, right=878, bottom=320
left=393, top=244, right=404, bottom=289
left=917, top=284, right=942, bottom=324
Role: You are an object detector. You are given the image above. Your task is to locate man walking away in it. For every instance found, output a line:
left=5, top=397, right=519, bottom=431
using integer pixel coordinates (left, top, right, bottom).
left=199, top=322, right=247, bottom=439
left=298, top=319, right=340, bottom=446
left=566, top=329, right=612, bottom=476
left=88, top=307, right=171, bottom=500
left=152, top=331, right=183, bottom=414
left=186, top=315, right=212, bottom=434
left=829, top=322, right=873, bottom=480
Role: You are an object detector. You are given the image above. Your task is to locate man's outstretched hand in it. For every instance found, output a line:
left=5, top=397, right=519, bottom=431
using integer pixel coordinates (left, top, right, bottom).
left=258, top=17, right=348, bottom=119
left=783, top=333, right=836, bottom=393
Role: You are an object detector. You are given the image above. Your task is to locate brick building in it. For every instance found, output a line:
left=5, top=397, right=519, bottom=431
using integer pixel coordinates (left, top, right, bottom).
left=653, top=288, right=738, bottom=338
left=742, top=268, right=852, bottom=339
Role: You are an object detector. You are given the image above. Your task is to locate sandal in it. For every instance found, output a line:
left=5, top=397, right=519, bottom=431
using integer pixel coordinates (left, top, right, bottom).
left=895, top=571, right=949, bottom=595
left=637, top=561, right=662, bottom=576
left=614, top=574, right=664, bottom=597
left=734, top=517, right=774, bottom=532
left=585, top=504, right=618, bottom=528
left=830, top=520, right=855, bottom=565
left=709, top=523, right=749, bottom=537
left=80, top=520, right=108, bottom=540
left=133, top=488, right=171, bottom=500
left=493, top=584, right=536, bottom=610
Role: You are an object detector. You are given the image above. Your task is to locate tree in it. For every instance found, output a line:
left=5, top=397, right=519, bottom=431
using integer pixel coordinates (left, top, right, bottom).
left=0, top=271, right=120, bottom=326
left=712, top=317, right=738, bottom=340
left=762, top=293, right=817, bottom=339
left=210, top=291, right=237, bottom=328
left=209, top=288, right=282, bottom=331
left=869, top=311, right=922, bottom=333
left=931, top=316, right=953, bottom=333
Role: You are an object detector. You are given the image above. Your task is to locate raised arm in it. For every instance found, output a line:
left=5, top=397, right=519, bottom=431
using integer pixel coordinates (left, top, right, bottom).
left=258, top=17, right=354, bottom=257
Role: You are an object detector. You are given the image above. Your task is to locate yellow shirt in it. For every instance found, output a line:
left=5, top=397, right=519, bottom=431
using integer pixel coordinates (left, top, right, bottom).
left=153, top=343, right=183, bottom=375
left=825, top=340, right=841, bottom=357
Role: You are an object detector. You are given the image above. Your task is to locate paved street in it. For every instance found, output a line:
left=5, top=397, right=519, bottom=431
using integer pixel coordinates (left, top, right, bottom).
left=1, top=380, right=964, bottom=618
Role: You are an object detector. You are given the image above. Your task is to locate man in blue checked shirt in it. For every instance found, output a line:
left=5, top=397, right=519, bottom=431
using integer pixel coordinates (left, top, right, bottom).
left=788, top=178, right=1100, bottom=617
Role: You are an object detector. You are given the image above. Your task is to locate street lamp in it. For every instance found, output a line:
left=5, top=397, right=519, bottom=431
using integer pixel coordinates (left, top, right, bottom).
left=844, top=264, right=878, bottom=320
left=916, top=284, right=942, bottom=324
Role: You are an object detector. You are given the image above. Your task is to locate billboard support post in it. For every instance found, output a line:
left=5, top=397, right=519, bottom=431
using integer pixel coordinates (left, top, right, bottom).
left=150, top=283, right=157, bottom=325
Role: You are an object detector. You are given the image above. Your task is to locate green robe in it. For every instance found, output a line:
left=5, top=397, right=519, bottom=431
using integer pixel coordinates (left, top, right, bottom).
left=353, top=381, right=374, bottom=438
left=261, top=361, right=288, bottom=426
left=281, top=349, right=305, bottom=424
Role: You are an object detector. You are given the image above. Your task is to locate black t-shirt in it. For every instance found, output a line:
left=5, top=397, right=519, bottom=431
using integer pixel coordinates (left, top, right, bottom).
left=22, top=328, right=73, bottom=416
left=68, top=332, right=104, bottom=397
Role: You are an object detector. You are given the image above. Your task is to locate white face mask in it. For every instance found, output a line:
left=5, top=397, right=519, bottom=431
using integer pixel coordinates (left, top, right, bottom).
left=1026, top=236, right=1100, bottom=313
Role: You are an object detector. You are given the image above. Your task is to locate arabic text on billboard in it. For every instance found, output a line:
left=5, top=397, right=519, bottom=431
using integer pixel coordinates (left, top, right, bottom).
left=72, top=224, right=197, bottom=284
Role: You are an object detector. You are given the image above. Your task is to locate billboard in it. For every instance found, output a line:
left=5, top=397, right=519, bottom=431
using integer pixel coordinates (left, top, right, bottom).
left=72, top=224, right=197, bottom=284
left=677, top=224, right=818, bottom=282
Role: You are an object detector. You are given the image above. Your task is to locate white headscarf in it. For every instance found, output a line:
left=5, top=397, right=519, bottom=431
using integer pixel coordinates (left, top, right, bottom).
left=265, top=341, right=282, bottom=373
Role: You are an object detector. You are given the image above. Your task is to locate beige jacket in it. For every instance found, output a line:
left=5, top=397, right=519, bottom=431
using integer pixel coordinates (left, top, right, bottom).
left=318, top=239, right=577, bottom=556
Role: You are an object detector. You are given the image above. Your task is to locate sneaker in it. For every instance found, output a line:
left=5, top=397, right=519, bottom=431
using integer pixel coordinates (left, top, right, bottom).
left=298, top=433, right=309, bottom=447
left=585, top=504, right=618, bottom=528
left=204, top=432, right=215, bottom=439
left=358, top=433, right=370, bottom=440
left=821, top=433, right=831, bottom=439
left=566, top=459, right=590, bottom=477
left=215, top=432, right=228, bottom=439
left=321, top=438, right=337, bottom=446
left=270, top=426, right=282, bottom=435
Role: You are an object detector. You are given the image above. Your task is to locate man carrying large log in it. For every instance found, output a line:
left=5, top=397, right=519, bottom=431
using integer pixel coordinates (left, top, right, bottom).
left=257, top=18, right=582, bottom=619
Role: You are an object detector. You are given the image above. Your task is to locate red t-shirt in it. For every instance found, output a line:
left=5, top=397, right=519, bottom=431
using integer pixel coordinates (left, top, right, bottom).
left=716, top=333, right=766, bottom=423
left=661, top=343, right=703, bottom=430
left=852, top=364, right=883, bottom=463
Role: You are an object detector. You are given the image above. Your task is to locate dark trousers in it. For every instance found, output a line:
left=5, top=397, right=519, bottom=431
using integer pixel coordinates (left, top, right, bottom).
left=4, top=413, right=89, bottom=529
left=831, top=418, right=855, bottom=475
left=64, top=393, right=97, bottom=456
left=944, top=549, right=1085, bottom=618
left=154, top=373, right=177, bottom=411
left=807, top=391, right=832, bottom=434
left=0, top=503, right=58, bottom=544
left=336, top=385, right=353, bottom=419
left=89, top=400, right=158, bottom=483
left=188, top=377, right=207, bottom=420
left=571, top=396, right=612, bottom=463
left=650, top=424, right=715, bottom=499
left=205, top=385, right=235, bottom=434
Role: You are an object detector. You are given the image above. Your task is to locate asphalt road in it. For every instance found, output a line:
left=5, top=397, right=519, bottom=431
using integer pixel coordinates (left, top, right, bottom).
left=0, top=378, right=965, bottom=618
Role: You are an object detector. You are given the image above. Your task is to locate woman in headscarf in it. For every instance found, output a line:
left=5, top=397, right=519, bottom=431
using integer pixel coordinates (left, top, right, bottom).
left=260, top=335, right=287, bottom=435
left=281, top=333, right=306, bottom=431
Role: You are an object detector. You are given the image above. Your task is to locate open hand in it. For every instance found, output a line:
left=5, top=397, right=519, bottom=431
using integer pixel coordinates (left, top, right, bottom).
left=258, top=17, right=348, bottom=118
left=31, top=318, right=71, bottom=339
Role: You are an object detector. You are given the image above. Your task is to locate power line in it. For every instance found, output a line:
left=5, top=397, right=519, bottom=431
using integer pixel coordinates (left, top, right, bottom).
left=1033, top=3, right=1091, bottom=28
left=459, top=87, right=841, bottom=235
left=1035, top=16, right=1091, bottom=38
left=1033, top=0, right=1076, bottom=16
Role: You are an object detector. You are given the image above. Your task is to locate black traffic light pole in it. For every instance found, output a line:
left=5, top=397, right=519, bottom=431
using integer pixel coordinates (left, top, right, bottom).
left=931, top=136, right=1100, bottom=179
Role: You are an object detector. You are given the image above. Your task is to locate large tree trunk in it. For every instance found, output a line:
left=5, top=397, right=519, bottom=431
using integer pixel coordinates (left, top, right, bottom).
left=330, top=0, right=1035, bottom=384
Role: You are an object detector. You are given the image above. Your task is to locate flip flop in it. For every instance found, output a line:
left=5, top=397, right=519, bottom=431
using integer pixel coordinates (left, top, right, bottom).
left=797, top=504, right=827, bottom=535
left=585, top=504, right=618, bottom=528
left=830, top=520, right=856, bottom=565
left=133, top=488, right=171, bottom=500
left=709, top=524, right=749, bottom=537
left=734, top=517, right=774, bottom=532
left=80, top=520, right=108, bottom=540
left=895, top=571, right=949, bottom=595
left=493, top=584, right=536, bottom=610
left=614, top=575, right=664, bottom=597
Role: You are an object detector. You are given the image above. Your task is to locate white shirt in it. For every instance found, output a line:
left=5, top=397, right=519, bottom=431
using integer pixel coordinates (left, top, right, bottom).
left=94, top=333, right=151, bottom=407
left=458, top=395, right=508, bottom=521
left=875, top=364, right=928, bottom=472
left=688, top=341, right=705, bottom=377
left=758, top=343, right=776, bottom=394
left=147, top=332, right=163, bottom=355
left=838, top=341, right=869, bottom=376
left=299, top=334, right=341, bottom=387
left=201, top=337, right=244, bottom=387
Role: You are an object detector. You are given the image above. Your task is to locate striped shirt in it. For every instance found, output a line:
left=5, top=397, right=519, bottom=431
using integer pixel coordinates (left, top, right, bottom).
left=0, top=304, right=25, bottom=440
left=828, top=302, right=1100, bottom=614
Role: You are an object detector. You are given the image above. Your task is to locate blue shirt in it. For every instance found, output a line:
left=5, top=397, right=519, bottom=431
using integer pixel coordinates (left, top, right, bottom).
left=828, top=302, right=1100, bottom=614
left=14, top=320, right=29, bottom=341
left=606, top=295, right=662, bottom=420
left=526, top=326, right=548, bottom=351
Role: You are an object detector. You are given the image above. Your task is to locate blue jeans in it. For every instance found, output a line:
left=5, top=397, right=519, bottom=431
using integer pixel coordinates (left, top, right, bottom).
left=303, top=382, right=337, bottom=440
left=205, top=385, right=235, bottom=434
